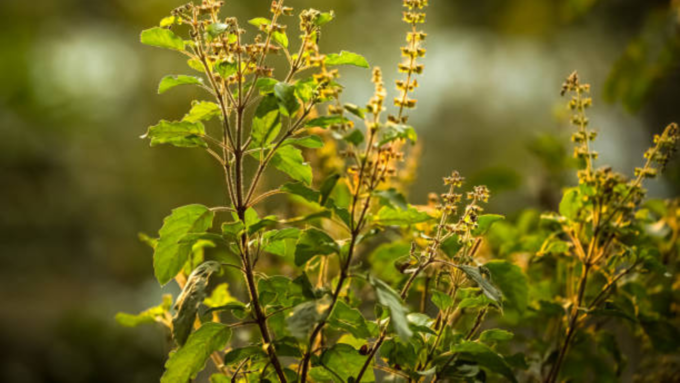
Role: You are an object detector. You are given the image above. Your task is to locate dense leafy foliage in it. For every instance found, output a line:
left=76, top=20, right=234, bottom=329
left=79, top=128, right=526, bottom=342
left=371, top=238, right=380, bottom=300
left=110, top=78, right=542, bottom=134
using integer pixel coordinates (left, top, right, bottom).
left=117, top=1, right=680, bottom=382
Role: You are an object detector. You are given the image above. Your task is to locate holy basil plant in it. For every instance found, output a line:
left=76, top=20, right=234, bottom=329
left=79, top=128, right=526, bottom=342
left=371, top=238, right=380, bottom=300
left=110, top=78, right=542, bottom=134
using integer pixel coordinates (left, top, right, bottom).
left=116, top=1, right=680, bottom=382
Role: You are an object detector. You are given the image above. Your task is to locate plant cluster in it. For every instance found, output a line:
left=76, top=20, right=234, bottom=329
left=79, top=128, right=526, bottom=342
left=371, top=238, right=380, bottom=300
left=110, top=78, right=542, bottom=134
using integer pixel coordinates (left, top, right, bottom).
left=117, top=1, right=680, bottom=382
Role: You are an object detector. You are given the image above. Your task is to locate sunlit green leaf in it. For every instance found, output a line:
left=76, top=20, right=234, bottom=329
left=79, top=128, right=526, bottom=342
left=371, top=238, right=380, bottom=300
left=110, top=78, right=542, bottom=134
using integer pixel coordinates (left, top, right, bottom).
left=369, top=275, right=412, bottom=341
left=161, top=322, right=231, bottom=383
left=472, top=214, right=505, bottom=236
left=141, top=27, right=185, bottom=51
left=158, top=75, right=203, bottom=94
left=142, top=120, right=206, bottom=148
left=271, top=145, right=312, bottom=185
left=183, top=101, right=220, bottom=123
left=153, top=205, right=215, bottom=285
left=251, top=95, right=281, bottom=147
left=116, top=294, right=173, bottom=327
left=325, top=51, right=369, bottom=68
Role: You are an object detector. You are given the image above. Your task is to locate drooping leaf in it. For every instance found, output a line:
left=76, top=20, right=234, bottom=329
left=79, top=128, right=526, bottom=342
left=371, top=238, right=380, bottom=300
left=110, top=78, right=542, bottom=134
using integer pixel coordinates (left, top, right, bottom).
left=456, top=265, right=503, bottom=305
left=451, top=341, right=517, bottom=383
left=294, top=227, right=339, bottom=266
left=325, top=51, right=370, bottom=68
left=272, top=31, right=288, bottom=48
left=141, top=27, right=185, bottom=51
left=142, top=120, right=206, bottom=148
left=172, top=261, right=221, bottom=346
left=161, top=322, right=231, bottom=383
left=183, top=101, right=220, bottom=123
left=116, top=294, right=173, bottom=327
left=158, top=75, right=204, bottom=94
left=153, top=205, right=215, bottom=285
left=251, top=95, right=281, bottom=147
left=274, top=82, right=300, bottom=116
left=485, top=260, right=528, bottom=313
left=369, top=275, right=412, bottom=341
left=271, top=145, right=312, bottom=185
left=319, top=174, right=340, bottom=206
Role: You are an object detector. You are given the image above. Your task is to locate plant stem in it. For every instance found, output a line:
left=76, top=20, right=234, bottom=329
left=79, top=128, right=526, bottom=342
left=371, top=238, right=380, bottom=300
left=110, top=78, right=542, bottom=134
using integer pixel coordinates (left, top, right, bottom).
left=544, top=262, right=590, bottom=383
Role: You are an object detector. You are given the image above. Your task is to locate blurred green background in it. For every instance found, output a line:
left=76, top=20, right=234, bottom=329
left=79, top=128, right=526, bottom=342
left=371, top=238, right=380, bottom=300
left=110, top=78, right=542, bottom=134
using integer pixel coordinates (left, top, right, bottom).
left=1, top=0, right=678, bottom=382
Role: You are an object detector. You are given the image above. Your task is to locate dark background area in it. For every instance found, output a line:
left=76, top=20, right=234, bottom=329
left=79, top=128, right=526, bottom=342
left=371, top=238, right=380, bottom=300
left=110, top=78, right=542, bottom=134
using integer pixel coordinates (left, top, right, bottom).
left=0, top=0, right=678, bottom=381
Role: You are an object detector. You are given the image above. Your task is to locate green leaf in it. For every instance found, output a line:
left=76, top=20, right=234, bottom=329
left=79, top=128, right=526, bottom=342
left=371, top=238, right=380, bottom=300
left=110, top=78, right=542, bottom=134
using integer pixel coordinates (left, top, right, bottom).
left=283, top=135, right=324, bottom=148
left=374, top=188, right=408, bottom=210
left=369, top=275, right=412, bottom=341
left=344, top=103, right=366, bottom=119
left=319, top=174, right=340, bottom=206
left=143, top=120, right=206, bottom=148
left=479, top=329, right=514, bottom=344
left=161, top=322, right=231, bottom=383
left=379, top=124, right=417, bottom=145
left=158, top=75, right=203, bottom=94
left=215, top=61, right=238, bottom=79
left=305, top=115, right=349, bottom=129
left=431, top=290, right=454, bottom=311
left=160, top=16, right=178, bottom=27
left=559, top=187, right=581, bottom=220
left=206, top=23, right=228, bottom=38
left=286, top=296, right=332, bottom=338
left=255, top=78, right=278, bottom=94
left=183, top=101, right=220, bottom=123
left=153, top=205, right=215, bottom=285
left=343, top=129, right=364, bottom=145
left=116, top=294, right=173, bottom=327
left=203, top=283, right=237, bottom=308
left=281, top=182, right=320, bottom=204
left=472, top=214, right=505, bottom=236
left=141, top=27, right=185, bottom=51
left=223, top=346, right=266, bottom=366
left=456, top=265, right=503, bottom=305
left=248, top=17, right=271, bottom=28
left=294, top=227, right=339, bottom=266
left=314, top=12, right=335, bottom=27
left=485, top=260, right=528, bottom=313
left=274, top=82, right=300, bottom=116
left=251, top=95, right=281, bottom=147
left=368, top=242, right=410, bottom=283
left=373, top=206, right=432, bottom=227
left=325, top=51, right=370, bottom=68
left=272, top=31, right=288, bottom=48
left=318, top=344, right=375, bottom=382
left=172, top=261, right=221, bottom=346
left=440, top=235, right=463, bottom=259
left=271, top=145, right=312, bottom=185
left=451, top=341, right=517, bottom=383
left=328, top=300, right=373, bottom=338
